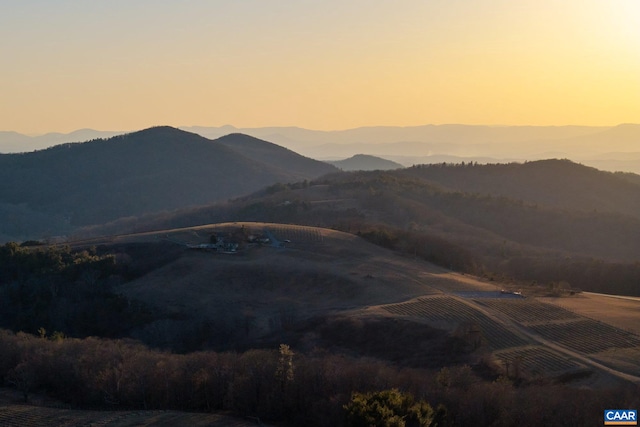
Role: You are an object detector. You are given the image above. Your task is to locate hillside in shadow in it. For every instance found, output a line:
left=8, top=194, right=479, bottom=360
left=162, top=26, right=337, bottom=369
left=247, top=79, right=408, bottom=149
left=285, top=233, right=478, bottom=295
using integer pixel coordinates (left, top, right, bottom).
left=0, top=127, right=336, bottom=240
left=399, top=159, right=640, bottom=218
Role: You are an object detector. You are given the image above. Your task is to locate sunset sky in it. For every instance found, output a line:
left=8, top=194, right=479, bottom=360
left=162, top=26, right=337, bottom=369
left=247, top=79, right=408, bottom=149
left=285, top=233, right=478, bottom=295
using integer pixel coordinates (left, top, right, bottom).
left=1, top=0, right=639, bottom=134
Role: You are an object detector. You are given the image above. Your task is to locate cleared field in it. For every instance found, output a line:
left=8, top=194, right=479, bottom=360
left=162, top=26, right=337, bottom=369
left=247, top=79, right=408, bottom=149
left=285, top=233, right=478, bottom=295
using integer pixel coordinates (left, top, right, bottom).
left=474, top=299, right=579, bottom=325
left=529, top=319, right=640, bottom=354
left=494, top=346, right=584, bottom=377
left=382, top=296, right=530, bottom=350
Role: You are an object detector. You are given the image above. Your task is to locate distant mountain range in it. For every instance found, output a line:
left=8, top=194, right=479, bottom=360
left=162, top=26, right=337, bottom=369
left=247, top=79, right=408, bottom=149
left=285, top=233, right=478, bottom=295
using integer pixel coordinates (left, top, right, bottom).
left=0, top=129, right=125, bottom=153
left=0, top=127, right=336, bottom=241
left=3, top=124, right=640, bottom=173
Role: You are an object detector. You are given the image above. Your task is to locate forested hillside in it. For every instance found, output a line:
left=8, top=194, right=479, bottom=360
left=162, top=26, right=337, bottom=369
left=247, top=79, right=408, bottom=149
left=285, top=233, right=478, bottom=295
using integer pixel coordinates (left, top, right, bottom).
left=0, top=127, right=336, bottom=241
left=399, top=160, right=640, bottom=218
left=216, top=133, right=337, bottom=179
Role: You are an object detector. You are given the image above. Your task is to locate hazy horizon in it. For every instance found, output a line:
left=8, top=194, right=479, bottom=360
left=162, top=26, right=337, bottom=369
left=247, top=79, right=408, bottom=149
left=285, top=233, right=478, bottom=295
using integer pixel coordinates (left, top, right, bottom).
left=4, top=122, right=635, bottom=138
left=2, top=1, right=639, bottom=135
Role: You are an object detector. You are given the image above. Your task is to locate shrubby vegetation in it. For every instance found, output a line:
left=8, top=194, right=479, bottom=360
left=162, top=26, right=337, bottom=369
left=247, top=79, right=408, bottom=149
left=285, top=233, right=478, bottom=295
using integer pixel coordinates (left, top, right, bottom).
left=344, top=388, right=438, bottom=427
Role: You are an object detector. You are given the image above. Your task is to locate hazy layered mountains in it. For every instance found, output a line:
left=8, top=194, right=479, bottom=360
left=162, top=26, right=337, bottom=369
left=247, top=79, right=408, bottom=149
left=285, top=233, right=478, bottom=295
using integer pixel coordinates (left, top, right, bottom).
left=186, top=124, right=640, bottom=173
left=0, top=126, right=336, bottom=241
left=4, top=124, right=640, bottom=173
left=0, top=129, right=125, bottom=153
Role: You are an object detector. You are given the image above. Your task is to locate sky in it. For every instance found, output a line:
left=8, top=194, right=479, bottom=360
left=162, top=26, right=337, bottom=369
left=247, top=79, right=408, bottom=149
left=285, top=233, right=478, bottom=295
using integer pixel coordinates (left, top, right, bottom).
left=1, top=0, right=639, bottom=134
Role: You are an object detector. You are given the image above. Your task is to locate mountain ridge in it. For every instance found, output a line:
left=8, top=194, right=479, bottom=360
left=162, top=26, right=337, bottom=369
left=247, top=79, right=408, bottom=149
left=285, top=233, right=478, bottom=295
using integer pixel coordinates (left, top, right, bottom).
left=6, top=123, right=639, bottom=173
left=215, top=132, right=336, bottom=180
left=399, top=159, right=640, bottom=218
left=0, top=126, right=336, bottom=241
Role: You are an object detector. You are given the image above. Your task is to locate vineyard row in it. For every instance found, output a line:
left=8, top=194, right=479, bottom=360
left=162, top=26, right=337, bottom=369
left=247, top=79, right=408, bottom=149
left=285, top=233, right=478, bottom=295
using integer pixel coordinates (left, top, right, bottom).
left=529, top=319, right=640, bottom=354
left=494, top=346, right=582, bottom=376
left=474, top=299, right=579, bottom=324
left=383, top=297, right=530, bottom=350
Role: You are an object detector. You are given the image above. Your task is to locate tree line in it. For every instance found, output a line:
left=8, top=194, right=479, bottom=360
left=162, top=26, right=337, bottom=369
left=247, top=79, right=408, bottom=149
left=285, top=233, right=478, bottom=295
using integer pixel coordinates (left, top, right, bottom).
left=1, top=329, right=637, bottom=426
left=0, top=242, right=153, bottom=338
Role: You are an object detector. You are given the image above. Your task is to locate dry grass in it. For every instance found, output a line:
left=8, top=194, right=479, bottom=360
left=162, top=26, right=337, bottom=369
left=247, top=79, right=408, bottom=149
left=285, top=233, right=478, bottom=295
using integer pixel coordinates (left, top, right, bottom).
left=539, top=294, right=640, bottom=335
left=118, top=224, right=451, bottom=331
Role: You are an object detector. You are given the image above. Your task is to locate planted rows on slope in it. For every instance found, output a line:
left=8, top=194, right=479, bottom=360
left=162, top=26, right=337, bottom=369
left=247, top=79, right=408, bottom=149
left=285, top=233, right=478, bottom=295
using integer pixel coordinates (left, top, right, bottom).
left=529, top=319, right=640, bottom=354
left=493, top=346, right=584, bottom=377
left=382, top=296, right=530, bottom=350
left=473, top=299, right=580, bottom=325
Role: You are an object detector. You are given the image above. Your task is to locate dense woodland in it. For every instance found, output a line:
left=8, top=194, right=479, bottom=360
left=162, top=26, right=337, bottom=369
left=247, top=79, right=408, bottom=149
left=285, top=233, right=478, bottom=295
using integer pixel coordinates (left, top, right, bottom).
left=0, top=243, right=153, bottom=339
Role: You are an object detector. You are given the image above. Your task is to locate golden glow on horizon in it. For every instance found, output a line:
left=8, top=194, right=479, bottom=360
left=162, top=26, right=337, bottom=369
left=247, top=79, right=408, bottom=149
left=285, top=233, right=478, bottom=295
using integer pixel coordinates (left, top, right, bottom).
left=0, top=1, right=638, bottom=134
